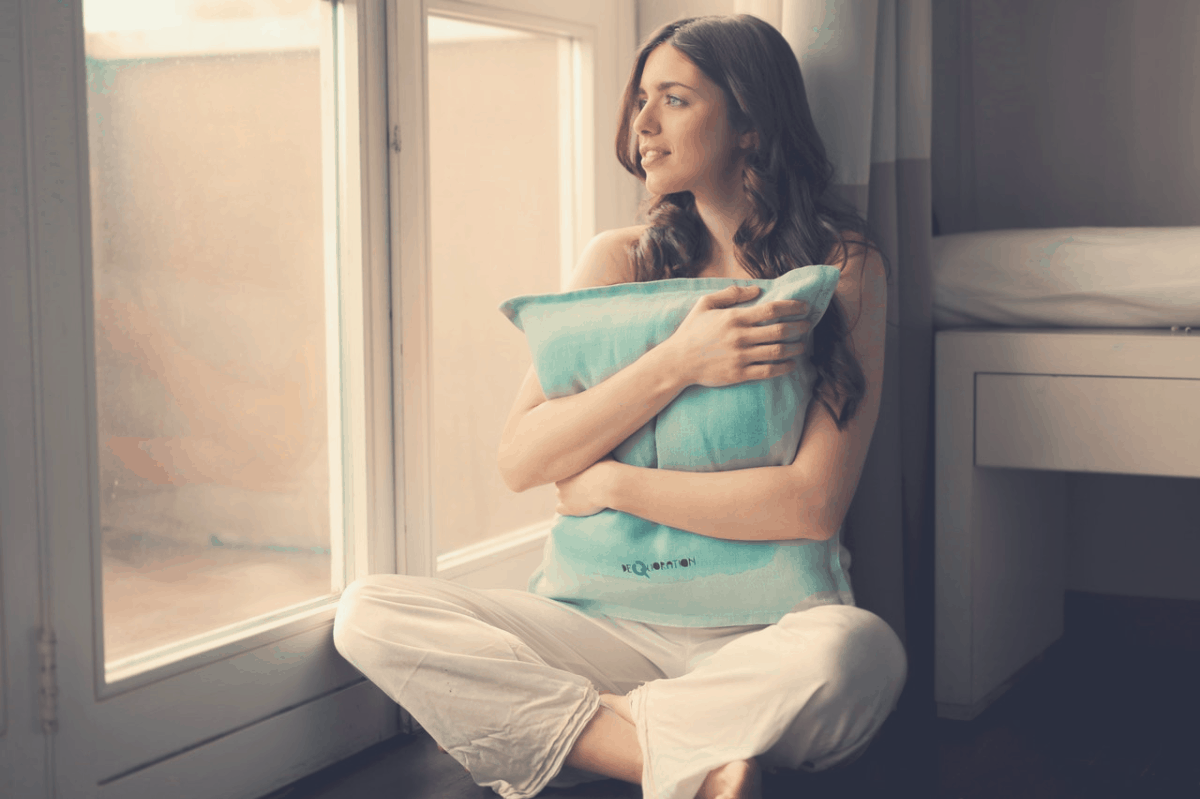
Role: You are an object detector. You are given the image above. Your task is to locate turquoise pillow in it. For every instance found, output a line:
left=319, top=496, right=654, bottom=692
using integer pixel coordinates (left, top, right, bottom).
left=498, top=265, right=843, bottom=624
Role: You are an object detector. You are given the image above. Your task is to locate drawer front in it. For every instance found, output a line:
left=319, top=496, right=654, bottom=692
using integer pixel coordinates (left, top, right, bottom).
left=975, top=374, right=1200, bottom=478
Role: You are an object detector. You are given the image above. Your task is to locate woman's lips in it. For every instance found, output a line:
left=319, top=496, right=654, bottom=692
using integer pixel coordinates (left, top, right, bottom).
left=642, top=150, right=669, bottom=167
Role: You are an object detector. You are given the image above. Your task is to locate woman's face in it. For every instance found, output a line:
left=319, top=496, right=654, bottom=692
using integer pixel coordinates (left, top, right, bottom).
left=632, top=44, right=751, bottom=199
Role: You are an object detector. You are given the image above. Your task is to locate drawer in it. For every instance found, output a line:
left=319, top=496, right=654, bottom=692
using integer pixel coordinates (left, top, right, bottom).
left=975, top=373, right=1200, bottom=478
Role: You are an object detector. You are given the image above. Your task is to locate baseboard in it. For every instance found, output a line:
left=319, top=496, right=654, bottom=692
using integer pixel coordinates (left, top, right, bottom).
left=1064, top=590, right=1200, bottom=653
left=435, top=518, right=550, bottom=583
left=935, top=639, right=1062, bottom=722
left=937, top=590, right=1200, bottom=722
left=100, top=679, right=398, bottom=799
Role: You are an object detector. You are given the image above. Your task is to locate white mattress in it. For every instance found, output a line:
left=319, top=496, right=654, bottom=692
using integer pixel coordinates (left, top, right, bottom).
left=931, top=226, right=1200, bottom=329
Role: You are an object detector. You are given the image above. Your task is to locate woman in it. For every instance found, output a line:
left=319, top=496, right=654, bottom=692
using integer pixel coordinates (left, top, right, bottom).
left=334, top=15, right=904, bottom=799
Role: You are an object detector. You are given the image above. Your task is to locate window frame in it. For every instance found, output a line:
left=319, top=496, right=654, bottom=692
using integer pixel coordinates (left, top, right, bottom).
left=0, top=0, right=634, bottom=793
left=2, top=0, right=403, bottom=795
left=392, top=0, right=638, bottom=586
left=83, top=0, right=397, bottom=695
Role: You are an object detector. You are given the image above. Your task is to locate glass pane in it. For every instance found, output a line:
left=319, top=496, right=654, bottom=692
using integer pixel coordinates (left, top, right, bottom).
left=428, top=16, right=567, bottom=556
left=84, top=0, right=338, bottom=670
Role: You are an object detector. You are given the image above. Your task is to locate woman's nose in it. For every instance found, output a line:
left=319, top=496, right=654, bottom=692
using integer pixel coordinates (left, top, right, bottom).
left=634, top=104, right=657, bottom=136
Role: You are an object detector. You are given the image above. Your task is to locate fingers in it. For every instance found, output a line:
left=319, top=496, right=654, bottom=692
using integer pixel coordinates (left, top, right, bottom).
left=698, top=288, right=809, bottom=325
left=744, top=298, right=809, bottom=325
left=700, top=284, right=761, bottom=309
left=743, top=340, right=806, bottom=364
left=742, top=320, right=810, bottom=346
left=743, top=360, right=800, bottom=382
left=681, top=286, right=814, bottom=388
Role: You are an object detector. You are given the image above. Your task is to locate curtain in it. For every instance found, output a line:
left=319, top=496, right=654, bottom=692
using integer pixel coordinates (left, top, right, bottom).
left=738, top=0, right=936, bottom=730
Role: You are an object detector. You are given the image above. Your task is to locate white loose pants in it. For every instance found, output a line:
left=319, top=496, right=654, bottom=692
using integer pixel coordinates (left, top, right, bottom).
left=332, top=575, right=906, bottom=799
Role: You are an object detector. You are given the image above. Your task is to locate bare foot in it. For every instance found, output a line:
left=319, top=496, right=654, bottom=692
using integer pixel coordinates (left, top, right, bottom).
left=696, top=758, right=762, bottom=799
left=434, top=741, right=469, bottom=772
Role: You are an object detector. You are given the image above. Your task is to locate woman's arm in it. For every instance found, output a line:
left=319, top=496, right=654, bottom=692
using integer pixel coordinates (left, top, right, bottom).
left=498, top=230, right=812, bottom=493
left=498, top=348, right=687, bottom=494
left=560, top=447, right=833, bottom=542
left=497, top=229, right=682, bottom=493
left=555, top=235, right=889, bottom=542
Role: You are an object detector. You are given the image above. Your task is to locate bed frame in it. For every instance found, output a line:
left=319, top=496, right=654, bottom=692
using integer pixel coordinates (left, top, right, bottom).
left=934, top=326, right=1200, bottom=721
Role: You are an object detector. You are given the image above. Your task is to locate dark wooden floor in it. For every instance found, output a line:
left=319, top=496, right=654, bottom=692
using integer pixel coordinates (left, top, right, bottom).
left=261, top=592, right=1200, bottom=799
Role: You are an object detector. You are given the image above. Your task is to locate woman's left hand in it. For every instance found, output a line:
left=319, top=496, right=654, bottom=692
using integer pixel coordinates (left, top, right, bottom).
left=554, top=455, right=616, bottom=516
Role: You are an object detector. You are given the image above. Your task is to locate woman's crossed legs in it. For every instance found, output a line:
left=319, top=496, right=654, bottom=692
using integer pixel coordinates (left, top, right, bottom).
left=333, top=575, right=661, bottom=798
left=332, top=575, right=905, bottom=799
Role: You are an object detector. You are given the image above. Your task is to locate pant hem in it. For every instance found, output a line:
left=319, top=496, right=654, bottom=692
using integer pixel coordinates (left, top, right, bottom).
left=628, top=683, right=656, bottom=797
left=499, top=687, right=602, bottom=799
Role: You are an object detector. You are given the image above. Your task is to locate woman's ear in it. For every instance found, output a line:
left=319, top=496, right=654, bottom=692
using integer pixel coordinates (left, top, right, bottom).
left=738, top=130, right=759, bottom=152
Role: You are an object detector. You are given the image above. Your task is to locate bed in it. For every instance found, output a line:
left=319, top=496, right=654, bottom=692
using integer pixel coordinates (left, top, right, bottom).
left=931, top=226, right=1200, bottom=721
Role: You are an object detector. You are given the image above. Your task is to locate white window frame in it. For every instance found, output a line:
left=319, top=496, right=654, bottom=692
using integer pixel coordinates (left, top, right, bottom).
left=1, top=1, right=402, bottom=796
left=0, top=0, right=635, bottom=794
left=391, top=0, right=637, bottom=587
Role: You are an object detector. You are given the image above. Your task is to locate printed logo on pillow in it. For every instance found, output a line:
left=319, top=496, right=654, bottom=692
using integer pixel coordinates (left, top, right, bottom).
left=621, top=557, right=696, bottom=578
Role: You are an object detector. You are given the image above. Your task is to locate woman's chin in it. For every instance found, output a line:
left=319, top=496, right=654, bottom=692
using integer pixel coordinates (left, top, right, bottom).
left=643, top=175, right=679, bottom=196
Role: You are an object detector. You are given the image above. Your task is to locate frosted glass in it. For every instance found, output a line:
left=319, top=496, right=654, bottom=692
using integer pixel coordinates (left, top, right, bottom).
left=428, top=16, right=566, bottom=556
left=84, top=0, right=336, bottom=667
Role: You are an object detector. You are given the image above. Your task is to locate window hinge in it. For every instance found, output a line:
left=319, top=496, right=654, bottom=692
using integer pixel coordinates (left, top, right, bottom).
left=38, top=627, right=57, bottom=734
left=390, top=125, right=402, bottom=154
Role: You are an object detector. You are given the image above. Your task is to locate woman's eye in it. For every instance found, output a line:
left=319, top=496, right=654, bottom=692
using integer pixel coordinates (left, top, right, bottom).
left=635, top=96, right=684, bottom=111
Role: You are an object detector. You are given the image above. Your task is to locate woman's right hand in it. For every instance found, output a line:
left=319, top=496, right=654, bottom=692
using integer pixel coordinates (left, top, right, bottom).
left=663, top=285, right=812, bottom=388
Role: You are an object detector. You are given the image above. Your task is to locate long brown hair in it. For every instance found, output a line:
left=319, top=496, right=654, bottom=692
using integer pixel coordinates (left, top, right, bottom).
left=615, top=14, right=892, bottom=431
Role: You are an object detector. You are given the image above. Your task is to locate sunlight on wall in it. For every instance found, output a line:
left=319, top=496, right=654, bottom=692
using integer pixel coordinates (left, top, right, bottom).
left=428, top=28, right=564, bottom=555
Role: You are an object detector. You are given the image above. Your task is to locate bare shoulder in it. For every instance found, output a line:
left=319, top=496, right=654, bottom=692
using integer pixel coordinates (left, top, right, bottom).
left=562, top=225, right=648, bottom=291
left=822, top=229, right=869, bottom=271
left=826, top=230, right=887, bottom=330
left=824, top=230, right=885, bottom=284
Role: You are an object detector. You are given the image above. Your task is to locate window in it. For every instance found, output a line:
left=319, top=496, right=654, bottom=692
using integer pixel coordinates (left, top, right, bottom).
left=1, top=0, right=633, bottom=794
left=2, top=1, right=395, bottom=793
left=427, top=15, right=568, bottom=558
left=84, top=0, right=354, bottom=677
left=409, top=0, right=638, bottom=588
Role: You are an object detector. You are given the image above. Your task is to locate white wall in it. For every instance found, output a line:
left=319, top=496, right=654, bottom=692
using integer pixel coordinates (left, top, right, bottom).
left=932, top=0, right=1200, bottom=235
left=637, top=0, right=735, bottom=43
